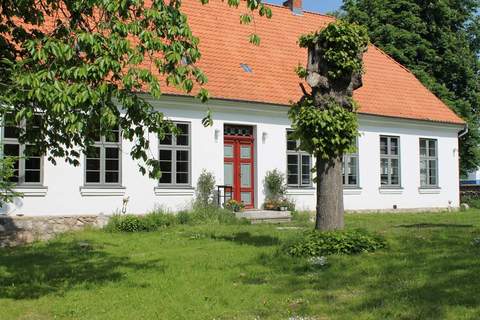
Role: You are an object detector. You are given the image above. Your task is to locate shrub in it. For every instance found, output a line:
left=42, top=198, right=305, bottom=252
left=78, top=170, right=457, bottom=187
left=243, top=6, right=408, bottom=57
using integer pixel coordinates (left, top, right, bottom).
left=283, top=229, right=386, bottom=257
left=461, top=193, right=480, bottom=209
left=107, top=215, right=146, bottom=232
left=195, top=170, right=216, bottom=208
left=264, top=169, right=287, bottom=201
left=176, top=210, right=191, bottom=225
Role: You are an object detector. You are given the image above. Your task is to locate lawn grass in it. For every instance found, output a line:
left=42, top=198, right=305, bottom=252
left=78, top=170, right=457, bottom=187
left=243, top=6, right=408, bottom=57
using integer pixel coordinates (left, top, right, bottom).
left=2, top=211, right=480, bottom=319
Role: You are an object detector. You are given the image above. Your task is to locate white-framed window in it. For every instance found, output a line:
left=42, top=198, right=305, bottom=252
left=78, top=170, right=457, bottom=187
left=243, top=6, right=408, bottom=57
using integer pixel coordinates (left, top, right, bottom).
left=286, top=130, right=312, bottom=187
left=159, top=122, right=191, bottom=186
left=84, top=126, right=122, bottom=185
left=380, top=135, right=401, bottom=187
left=420, top=138, right=438, bottom=187
left=343, top=140, right=359, bottom=187
left=2, top=113, right=43, bottom=185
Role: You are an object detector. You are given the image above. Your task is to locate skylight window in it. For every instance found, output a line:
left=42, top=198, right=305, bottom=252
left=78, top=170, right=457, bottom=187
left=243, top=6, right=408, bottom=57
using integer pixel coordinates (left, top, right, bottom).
left=240, top=63, right=253, bottom=73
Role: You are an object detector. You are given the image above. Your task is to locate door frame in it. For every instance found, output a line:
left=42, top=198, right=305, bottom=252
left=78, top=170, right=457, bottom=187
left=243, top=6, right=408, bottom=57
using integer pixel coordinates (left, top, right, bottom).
left=224, top=126, right=255, bottom=209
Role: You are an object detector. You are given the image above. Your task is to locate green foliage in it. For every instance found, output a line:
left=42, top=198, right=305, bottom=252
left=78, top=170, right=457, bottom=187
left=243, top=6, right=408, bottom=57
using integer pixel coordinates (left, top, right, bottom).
left=0, top=0, right=270, bottom=178
left=264, top=169, right=287, bottom=201
left=299, top=20, right=369, bottom=79
left=343, top=0, right=480, bottom=174
left=283, top=229, right=386, bottom=257
left=0, top=153, right=22, bottom=205
left=195, top=170, right=216, bottom=208
left=105, top=207, right=243, bottom=232
left=288, top=98, right=359, bottom=159
left=461, top=193, right=480, bottom=209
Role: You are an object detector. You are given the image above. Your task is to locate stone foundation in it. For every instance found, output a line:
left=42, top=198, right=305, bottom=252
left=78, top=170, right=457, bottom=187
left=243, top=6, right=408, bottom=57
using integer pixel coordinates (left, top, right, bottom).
left=0, top=215, right=109, bottom=247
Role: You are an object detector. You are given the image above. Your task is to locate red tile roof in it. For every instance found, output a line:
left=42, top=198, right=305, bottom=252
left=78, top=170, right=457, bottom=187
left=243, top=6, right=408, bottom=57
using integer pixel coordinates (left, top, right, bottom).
left=162, top=1, right=464, bottom=125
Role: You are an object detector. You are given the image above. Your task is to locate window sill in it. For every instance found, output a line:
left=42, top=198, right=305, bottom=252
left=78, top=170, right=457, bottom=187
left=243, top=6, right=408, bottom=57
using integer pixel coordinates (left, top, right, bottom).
left=379, top=188, right=403, bottom=195
left=154, top=187, right=195, bottom=196
left=12, top=186, right=48, bottom=197
left=343, top=188, right=362, bottom=195
left=80, top=186, right=126, bottom=197
left=286, top=188, right=315, bottom=196
left=419, top=188, right=441, bottom=194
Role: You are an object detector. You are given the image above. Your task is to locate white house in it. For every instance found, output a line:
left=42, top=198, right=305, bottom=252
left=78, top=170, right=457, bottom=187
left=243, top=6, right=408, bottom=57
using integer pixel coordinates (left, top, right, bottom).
left=0, top=0, right=465, bottom=216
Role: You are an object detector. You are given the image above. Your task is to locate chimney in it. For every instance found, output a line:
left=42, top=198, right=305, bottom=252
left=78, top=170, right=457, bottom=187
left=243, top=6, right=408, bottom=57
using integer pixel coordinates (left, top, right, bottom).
left=283, top=0, right=303, bottom=15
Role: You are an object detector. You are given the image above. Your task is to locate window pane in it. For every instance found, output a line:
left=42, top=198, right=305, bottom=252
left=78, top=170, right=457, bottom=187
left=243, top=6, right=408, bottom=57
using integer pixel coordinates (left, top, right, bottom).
left=224, top=145, right=233, bottom=158
left=4, top=144, right=19, bottom=157
left=240, top=146, right=251, bottom=159
left=420, top=159, right=428, bottom=186
left=86, top=159, right=100, bottom=170
left=160, top=160, right=171, bottom=172
left=86, top=146, right=100, bottom=158
left=347, top=157, right=358, bottom=186
left=301, top=155, right=311, bottom=185
left=25, top=170, right=41, bottom=183
left=380, top=137, right=388, bottom=155
left=176, top=124, right=189, bottom=146
left=4, top=113, right=19, bottom=139
left=287, top=139, right=297, bottom=151
left=176, top=161, right=188, bottom=173
left=160, top=134, right=172, bottom=145
left=160, top=173, right=171, bottom=184
left=25, top=157, right=41, bottom=170
left=224, top=163, right=234, bottom=186
left=390, top=138, right=399, bottom=155
left=86, top=171, right=100, bottom=183
left=241, top=192, right=252, bottom=205
left=391, top=158, right=399, bottom=185
left=288, top=154, right=299, bottom=185
left=176, top=173, right=188, bottom=184
left=241, top=163, right=251, bottom=187
left=105, top=147, right=119, bottom=159
left=176, top=134, right=189, bottom=146
left=429, top=160, right=437, bottom=185
left=105, top=159, right=119, bottom=171
left=380, top=158, right=389, bottom=185
left=420, top=139, right=427, bottom=157
left=159, top=149, right=172, bottom=161
left=429, top=140, right=437, bottom=157
left=105, top=171, right=119, bottom=183
left=177, top=150, right=188, bottom=161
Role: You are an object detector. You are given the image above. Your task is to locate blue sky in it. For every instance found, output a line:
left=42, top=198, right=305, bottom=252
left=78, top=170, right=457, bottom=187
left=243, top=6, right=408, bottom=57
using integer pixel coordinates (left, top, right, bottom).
left=266, top=0, right=343, bottom=14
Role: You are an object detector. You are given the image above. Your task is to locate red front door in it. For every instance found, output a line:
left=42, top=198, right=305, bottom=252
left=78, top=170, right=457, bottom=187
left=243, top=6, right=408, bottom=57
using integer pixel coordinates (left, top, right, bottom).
left=224, top=125, right=254, bottom=209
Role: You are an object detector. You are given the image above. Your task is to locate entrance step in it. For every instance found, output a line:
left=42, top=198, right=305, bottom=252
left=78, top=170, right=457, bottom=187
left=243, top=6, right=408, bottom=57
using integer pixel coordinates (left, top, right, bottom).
left=236, top=210, right=292, bottom=224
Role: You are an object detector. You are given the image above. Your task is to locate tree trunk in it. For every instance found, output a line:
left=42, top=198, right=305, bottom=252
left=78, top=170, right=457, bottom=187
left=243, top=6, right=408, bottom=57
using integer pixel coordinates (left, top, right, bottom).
left=315, top=155, right=344, bottom=231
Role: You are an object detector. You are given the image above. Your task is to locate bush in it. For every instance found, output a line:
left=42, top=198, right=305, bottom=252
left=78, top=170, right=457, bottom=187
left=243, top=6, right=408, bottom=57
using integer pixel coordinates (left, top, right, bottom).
left=106, top=215, right=146, bottom=232
left=264, top=169, right=287, bottom=201
left=283, top=229, right=386, bottom=257
left=461, top=193, right=480, bottom=209
left=105, top=207, right=246, bottom=232
left=195, top=170, right=216, bottom=208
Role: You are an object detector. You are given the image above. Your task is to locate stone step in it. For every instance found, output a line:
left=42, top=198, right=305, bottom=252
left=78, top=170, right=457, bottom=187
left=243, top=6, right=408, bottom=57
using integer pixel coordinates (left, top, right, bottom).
left=236, top=210, right=292, bottom=224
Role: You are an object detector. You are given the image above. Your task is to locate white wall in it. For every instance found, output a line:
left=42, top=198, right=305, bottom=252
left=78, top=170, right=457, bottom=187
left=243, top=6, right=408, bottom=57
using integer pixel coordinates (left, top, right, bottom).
left=0, top=96, right=462, bottom=216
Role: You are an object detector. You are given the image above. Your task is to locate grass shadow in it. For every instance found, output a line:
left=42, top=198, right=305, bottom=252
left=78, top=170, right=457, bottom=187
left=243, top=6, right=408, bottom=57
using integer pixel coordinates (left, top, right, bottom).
left=211, top=232, right=280, bottom=247
left=0, top=239, right=163, bottom=300
left=395, top=223, right=474, bottom=228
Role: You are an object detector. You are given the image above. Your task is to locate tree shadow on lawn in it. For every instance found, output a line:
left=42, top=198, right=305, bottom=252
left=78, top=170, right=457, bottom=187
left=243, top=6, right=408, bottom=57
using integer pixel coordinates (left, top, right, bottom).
left=0, top=239, right=163, bottom=300
left=259, top=227, right=480, bottom=319
left=395, top=223, right=473, bottom=228
left=211, top=232, right=280, bottom=247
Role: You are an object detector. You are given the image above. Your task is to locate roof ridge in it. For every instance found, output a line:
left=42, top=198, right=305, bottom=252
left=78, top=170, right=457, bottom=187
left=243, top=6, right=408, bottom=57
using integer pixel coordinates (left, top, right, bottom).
left=264, top=2, right=337, bottom=20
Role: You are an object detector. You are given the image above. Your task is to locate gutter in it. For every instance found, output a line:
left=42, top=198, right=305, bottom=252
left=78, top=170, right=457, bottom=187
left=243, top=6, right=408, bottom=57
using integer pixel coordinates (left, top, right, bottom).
left=458, top=124, right=469, bottom=138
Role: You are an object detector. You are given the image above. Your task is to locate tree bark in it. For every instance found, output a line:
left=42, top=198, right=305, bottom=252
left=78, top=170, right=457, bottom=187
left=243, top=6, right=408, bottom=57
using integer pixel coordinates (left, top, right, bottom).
left=315, top=155, right=344, bottom=231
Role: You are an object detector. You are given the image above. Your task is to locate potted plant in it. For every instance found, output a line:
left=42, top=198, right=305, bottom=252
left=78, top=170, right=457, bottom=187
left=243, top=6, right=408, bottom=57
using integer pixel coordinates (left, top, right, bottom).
left=225, top=199, right=245, bottom=212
